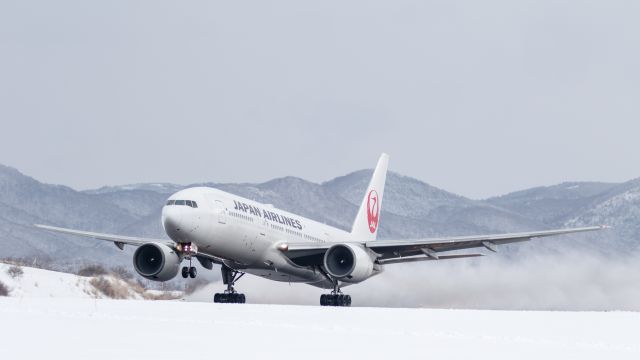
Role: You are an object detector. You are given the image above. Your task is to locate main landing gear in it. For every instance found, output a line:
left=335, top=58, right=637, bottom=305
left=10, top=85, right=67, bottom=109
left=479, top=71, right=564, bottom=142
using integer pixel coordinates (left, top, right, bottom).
left=214, top=265, right=246, bottom=304
left=320, top=280, right=351, bottom=307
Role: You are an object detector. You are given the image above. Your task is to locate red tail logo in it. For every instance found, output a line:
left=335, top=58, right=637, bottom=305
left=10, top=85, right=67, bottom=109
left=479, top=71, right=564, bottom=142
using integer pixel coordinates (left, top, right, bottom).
left=367, top=190, right=379, bottom=233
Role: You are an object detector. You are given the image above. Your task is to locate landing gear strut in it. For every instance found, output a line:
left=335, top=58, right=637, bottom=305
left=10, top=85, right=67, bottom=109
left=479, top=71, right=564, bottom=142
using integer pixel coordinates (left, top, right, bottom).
left=320, top=279, right=351, bottom=307
left=214, top=265, right=246, bottom=304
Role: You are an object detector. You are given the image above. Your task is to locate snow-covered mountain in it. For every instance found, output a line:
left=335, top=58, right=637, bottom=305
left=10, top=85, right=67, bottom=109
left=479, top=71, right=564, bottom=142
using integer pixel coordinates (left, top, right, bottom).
left=0, top=165, right=140, bottom=267
left=563, top=179, right=640, bottom=253
left=487, top=182, right=618, bottom=226
left=0, top=163, right=638, bottom=268
left=488, top=179, right=640, bottom=255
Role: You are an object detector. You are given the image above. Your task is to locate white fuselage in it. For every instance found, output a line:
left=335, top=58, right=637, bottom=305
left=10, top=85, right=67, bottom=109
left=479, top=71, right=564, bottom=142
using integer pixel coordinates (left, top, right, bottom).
left=161, top=187, right=360, bottom=288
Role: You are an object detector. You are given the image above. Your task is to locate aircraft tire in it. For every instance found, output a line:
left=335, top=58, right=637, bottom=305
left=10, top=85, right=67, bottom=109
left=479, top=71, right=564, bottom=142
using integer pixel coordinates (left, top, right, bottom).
left=320, top=294, right=351, bottom=307
left=214, top=293, right=246, bottom=304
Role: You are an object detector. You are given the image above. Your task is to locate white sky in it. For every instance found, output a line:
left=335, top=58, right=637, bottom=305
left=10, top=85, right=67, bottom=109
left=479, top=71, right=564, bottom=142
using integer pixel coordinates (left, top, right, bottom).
left=1, top=0, right=638, bottom=199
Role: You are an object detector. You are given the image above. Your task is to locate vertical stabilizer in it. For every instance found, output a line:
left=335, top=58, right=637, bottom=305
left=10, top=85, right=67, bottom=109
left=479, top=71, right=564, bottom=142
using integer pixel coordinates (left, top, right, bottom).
left=351, top=153, right=389, bottom=241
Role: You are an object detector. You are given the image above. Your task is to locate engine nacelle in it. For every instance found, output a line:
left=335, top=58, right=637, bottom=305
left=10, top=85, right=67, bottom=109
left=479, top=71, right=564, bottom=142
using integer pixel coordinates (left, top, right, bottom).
left=133, top=243, right=181, bottom=282
left=323, top=243, right=375, bottom=283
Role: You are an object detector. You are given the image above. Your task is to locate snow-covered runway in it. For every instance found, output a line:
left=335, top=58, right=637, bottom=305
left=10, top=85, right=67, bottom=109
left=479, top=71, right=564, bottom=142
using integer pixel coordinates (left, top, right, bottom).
left=0, top=297, right=638, bottom=360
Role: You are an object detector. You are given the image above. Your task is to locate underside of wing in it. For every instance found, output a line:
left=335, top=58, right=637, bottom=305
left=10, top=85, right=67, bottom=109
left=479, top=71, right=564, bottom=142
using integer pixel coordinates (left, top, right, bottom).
left=377, top=253, right=484, bottom=265
left=35, top=224, right=174, bottom=248
left=366, top=226, right=605, bottom=263
left=35, top=224, right=225, bottom=266
left=281, top=226, right=605, bottom=266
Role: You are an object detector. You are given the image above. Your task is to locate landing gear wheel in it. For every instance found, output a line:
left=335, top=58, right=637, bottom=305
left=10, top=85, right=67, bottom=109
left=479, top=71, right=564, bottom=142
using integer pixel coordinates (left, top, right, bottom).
left=189, top=267, right=197, bottom=279
left=320, top=294, right=351, bottom=307
left=213, top=292, right=246, bottom=304
left=181, top=266, right=189, bottom=278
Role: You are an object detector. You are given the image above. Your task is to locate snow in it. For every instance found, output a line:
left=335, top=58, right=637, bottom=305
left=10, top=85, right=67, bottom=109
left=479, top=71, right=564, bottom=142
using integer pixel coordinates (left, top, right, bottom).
left=0, top=262, right=177, bottom=300
left=0, top=262, right=109, bottom=298
left=0, top=297, right=638, bottom=360
left=1, top=263, right=639, bottom=359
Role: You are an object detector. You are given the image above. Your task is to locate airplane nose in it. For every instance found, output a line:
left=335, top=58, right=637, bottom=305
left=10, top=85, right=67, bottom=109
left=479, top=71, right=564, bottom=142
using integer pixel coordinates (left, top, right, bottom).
left=162, top=207, right=184, bottom=241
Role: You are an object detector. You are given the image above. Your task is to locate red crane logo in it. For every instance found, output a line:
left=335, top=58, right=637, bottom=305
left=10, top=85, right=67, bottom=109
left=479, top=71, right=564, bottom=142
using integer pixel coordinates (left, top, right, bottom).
left=367, top=190, right=379, bottom=233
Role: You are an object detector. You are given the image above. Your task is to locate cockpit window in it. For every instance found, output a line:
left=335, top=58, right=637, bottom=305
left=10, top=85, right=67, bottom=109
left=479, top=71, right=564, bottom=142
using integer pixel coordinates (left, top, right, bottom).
left=167, top=199, right=198, bottom=208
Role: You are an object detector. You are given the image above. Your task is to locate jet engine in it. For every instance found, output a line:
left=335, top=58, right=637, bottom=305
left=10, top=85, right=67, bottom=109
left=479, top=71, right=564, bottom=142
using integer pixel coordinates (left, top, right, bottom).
left=133, top=243, right=181, bottom=281
left=323, top=243, right=375, bottom=283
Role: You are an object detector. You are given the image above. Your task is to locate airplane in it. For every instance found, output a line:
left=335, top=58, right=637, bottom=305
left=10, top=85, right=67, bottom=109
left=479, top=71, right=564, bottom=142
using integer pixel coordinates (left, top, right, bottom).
left=36, top=154, right=605, bottom=306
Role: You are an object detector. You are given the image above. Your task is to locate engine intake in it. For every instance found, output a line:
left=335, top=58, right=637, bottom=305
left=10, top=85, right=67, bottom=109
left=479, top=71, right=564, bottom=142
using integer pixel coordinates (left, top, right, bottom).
left=133, top=243, right=181, bottom=281
left=323, top=243, right=375, bottom=283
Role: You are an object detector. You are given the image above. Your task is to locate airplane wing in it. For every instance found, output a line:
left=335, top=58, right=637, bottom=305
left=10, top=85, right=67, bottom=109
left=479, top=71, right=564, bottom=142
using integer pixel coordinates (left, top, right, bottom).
left=34, top=224, right=224, bottom=266
left=283, top=226, right=605, bottom=265
left=35, top=224, right=174, bottom=248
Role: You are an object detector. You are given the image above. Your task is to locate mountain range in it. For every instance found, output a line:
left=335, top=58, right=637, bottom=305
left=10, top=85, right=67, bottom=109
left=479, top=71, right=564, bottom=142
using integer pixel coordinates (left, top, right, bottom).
left=0, top=164, right=637, bottom=269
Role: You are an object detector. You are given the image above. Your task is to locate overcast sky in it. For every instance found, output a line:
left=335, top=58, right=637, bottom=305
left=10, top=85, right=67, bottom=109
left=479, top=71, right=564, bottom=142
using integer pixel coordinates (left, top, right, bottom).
left=1, top=1, right=638, bottom=199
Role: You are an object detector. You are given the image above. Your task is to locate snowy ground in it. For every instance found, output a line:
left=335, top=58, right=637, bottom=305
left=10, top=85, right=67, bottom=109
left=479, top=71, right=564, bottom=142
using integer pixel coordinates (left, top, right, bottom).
left=0, top=297, right=639, bottom=360
left=1, top=263, right=639, bottom=359
left=0, top=262, right=179, bottom=299
left=0, top=262, right=129, bottom=298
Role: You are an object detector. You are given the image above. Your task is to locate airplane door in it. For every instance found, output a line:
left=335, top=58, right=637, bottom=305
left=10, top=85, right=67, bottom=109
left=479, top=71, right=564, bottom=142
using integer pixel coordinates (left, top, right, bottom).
left=214, top=200, right=226, bottom=224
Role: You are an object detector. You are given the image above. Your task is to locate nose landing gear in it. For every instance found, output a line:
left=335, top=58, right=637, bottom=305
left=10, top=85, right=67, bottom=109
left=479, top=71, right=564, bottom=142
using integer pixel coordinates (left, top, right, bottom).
left=181, top=265, right=197, bottom=279
left=178, top=243, right=199, bottom=279
left=214, top=265, right=246, bottom=304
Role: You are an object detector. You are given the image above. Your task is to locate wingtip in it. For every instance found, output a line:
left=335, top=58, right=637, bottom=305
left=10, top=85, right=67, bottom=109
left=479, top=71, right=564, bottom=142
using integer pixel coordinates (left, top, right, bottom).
left=34, top=224, right=55, bottom=231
